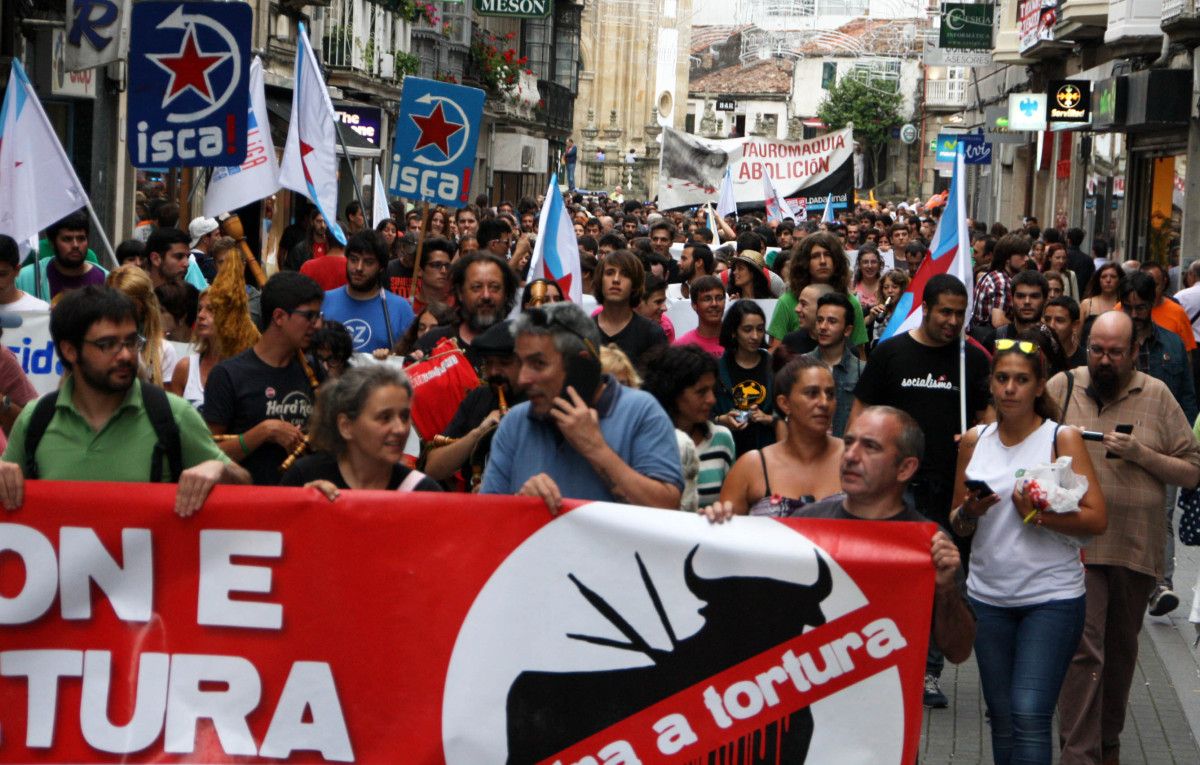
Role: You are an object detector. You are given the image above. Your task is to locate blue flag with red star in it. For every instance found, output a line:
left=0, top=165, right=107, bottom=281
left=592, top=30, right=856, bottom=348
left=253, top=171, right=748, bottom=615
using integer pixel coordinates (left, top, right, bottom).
left=279, top=22, right=346, bottom=246
left=126, top=2, right=250, bottom=168
left=388, top=77, right=485, bottom=208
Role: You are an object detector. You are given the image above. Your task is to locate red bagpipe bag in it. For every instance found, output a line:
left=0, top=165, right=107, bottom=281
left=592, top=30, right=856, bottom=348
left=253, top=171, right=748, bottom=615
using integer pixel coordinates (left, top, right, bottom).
left=406, top=337, right=480, bottom=439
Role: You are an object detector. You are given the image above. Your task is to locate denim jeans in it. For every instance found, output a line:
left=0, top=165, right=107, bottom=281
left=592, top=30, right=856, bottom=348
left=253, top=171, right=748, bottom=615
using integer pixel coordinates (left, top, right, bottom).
left=565, top=162, right=576, bottom=190
left=969, top=595, right=1086, bottom=765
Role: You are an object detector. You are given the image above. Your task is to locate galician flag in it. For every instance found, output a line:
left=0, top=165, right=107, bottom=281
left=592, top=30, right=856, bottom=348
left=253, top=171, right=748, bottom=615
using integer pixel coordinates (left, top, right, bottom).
left=762, top=169, right=795, bottom=223
left=716, top=165, right=737, bottom=219
left=279, top=23, right=347, bottom=246
left=0, top=59, right=90, bottom=248
left=880, top=144, right=973, bottom=341
left=204, top=57, right=280, bottom=218
left=822, top=192, right=835, bottom=223
left=527, top=174, right=582, bottom=303
left=705, top=203, right=722, bottom=246
left=373, top=163, right=390, bottom=228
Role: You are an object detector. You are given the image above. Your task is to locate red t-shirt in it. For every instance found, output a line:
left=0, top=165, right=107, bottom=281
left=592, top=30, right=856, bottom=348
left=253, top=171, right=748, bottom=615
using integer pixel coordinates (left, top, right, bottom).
left=300, top=254, right=348, bottom=291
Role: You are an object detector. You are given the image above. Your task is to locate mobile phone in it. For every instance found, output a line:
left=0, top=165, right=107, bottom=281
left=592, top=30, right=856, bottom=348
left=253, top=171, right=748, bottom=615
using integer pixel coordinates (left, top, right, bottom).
left=964, top=479, right=996, bottom=498
left=1081, top=430, right=1104, bottom=442
left=1106, top=423, right=1134, bottom=459
left=562, top=350, right=602, bottom=403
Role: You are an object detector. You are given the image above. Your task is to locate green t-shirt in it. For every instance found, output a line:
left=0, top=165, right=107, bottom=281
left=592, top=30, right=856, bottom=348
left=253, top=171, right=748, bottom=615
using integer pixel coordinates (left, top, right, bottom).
left=2, top=377, right=229, bottom=482
left=768, top=289, right=868, bottom=346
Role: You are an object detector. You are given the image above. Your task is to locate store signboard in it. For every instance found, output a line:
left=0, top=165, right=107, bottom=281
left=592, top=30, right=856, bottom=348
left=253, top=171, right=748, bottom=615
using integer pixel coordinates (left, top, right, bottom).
left=1046, top=79, right=1090, bottom=123
left=1018, top=0, right=1058, bottom=54
left=1007, top=92, right=1047, bottom=131
left=940, top=3, right=994, bottom=50
left=472, top=0, right=552, bottom=19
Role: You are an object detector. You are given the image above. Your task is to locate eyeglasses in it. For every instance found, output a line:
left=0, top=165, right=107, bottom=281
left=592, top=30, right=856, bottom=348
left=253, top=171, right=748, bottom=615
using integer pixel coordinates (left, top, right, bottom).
left=84, top=334, right=146, bottom=355
left=424, top=261, right=452, bottom=271
left=288, top=309, right=322, bottom=323
left=1121, top=302, right=1151, bottom=314
left=696, top=294, right=726, bottom=306
left=1087, top=344, right=1129, bottom=360
left=995, top=339, right=1038, bottom=354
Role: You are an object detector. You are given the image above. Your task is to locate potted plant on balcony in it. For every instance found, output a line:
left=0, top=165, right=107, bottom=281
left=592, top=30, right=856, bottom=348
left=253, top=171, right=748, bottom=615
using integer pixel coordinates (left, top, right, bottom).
left=469, top=30, right=528, bottom=101
left=383, top=0, right=438, bottom=25
left=394, top=51, right=420, bottom=79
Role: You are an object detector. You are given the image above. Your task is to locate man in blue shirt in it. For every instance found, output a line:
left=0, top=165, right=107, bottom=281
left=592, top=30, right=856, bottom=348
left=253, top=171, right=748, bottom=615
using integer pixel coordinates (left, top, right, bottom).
left=321, top=231, right=413, bottom=353
left=481, top=302, right=683, bottom=511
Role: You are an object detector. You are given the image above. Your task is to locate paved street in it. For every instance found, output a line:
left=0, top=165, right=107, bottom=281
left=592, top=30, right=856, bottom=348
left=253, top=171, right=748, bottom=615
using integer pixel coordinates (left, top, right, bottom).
left=919, top=541, right=1200, bottom=764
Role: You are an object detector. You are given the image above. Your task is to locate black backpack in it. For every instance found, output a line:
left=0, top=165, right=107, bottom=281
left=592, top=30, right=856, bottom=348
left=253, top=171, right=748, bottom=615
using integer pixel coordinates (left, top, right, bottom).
left=23, top=383, right=183, bottom=483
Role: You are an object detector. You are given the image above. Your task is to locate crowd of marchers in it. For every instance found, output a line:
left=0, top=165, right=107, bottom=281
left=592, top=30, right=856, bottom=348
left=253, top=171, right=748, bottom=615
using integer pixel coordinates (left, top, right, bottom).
left=0, top=188, right=1198, bottom=765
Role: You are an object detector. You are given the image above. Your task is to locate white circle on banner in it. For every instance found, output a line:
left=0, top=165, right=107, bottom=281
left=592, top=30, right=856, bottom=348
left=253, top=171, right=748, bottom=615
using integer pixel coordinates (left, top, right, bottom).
left=440, top=503, right=905, bottom=764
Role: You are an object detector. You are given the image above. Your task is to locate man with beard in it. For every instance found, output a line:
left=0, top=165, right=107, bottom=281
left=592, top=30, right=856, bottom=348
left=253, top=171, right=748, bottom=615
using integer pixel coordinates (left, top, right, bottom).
left=980, top=269, right=1049, bottom=352
left=667, top=243, right=714, bottom=302
left=424, top=319, right=527, bottom=487
left=1118, top=273, right=1197, bottom=618
left=480, top=302, right=682, bottom=510
left=0, top=286, right=249, bottom=515
left=1051, top=311, right=1200, bottom=765
left=321, top=231, right=414, bottom=353
left=415, top=251, right=518, bottom=369
left=283, top=209, right=331, bottom=271
left=204, top=272, right=325, bottom=486
left=18, top=211, right=108, bottom=303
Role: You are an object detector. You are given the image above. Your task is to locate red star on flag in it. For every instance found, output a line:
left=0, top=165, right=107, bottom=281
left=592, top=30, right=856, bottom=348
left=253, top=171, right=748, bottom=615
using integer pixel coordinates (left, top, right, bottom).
left=299, top=140, right=315, bottom=185
left=410, top=102, right=463, bottom=157
left=149, top=25, right=230, bottom=107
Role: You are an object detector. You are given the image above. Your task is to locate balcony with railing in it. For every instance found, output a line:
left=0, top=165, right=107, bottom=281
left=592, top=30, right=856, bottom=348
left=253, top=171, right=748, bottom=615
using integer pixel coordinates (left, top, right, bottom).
left=1163, top=0, right=1200, bottom=42
left=925, top=76, right=969, bottom=110
left=316, top=0, right=412, bottom=86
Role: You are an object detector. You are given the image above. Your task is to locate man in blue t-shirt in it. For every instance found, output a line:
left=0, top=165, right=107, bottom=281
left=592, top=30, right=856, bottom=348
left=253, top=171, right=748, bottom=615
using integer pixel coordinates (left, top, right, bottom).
left=480, top=302, right=683, bottom=511
left=321, top=231, right=413, bottom=353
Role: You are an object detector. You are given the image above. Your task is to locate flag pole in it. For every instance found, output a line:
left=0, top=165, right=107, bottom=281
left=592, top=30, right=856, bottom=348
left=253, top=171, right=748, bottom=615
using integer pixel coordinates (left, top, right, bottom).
left=334, top=127, right=367, bottom=216
left=82, top=200, right=117, bottom=269
left=959, top=335, right=968, bottom=435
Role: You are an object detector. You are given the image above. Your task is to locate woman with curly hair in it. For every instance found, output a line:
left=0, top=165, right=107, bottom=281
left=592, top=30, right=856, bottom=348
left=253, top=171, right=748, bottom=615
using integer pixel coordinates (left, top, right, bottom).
left=767, top=231, right=868, bottom=349
left=105, top=265, right=174, bottom=386
left=168, top=249, right=260, bottom=407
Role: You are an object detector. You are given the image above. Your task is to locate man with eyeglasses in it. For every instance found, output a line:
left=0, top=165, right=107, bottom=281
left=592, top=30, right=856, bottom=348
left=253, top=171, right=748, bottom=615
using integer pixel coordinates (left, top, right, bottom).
left=1116, top=272, right=1197, bottom=619
left=673, top=275, right=725, bottom=357
left=480, top=302, right=683, bottom=512
left=0, top=286, right=249, bottom=515
left=203, top=272, right=325, bottom=486
left=1049, top=311, right=1200, bottom=765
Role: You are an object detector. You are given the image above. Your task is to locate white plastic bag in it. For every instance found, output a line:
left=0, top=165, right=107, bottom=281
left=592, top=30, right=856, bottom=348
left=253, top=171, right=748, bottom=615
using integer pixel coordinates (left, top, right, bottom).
left=1015, top=456, right=1090, bottom=548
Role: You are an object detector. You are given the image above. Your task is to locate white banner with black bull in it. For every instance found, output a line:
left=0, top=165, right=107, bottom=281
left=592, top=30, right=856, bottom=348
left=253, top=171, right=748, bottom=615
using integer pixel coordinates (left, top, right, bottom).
left=658, top=127, right=855, bottom=215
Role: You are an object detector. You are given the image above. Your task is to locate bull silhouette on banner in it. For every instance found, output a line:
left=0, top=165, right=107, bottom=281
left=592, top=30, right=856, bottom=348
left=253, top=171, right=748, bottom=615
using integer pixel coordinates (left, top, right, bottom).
left=505, top=545, right=834, bottom=764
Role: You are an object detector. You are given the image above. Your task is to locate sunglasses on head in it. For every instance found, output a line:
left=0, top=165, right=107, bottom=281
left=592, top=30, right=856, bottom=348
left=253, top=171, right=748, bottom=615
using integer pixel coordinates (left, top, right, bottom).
left=528, top=307, right=599, bottom=358
left=995, top=338, right=1038, bottom=354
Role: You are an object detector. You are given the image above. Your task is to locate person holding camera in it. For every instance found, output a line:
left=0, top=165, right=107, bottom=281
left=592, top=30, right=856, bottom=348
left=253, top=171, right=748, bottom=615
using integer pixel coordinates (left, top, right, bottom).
left=479, top=302, right=683, bottom=512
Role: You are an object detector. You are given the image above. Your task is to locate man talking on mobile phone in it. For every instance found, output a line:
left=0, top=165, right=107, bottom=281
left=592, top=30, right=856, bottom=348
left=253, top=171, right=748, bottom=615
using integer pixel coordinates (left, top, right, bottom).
left=480, top=302, right=683, bottom=513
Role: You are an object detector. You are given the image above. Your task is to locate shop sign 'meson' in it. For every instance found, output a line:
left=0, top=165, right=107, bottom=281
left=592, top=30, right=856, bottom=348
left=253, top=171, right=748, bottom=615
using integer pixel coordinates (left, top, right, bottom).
left=473, top=0, right=552, bottom=19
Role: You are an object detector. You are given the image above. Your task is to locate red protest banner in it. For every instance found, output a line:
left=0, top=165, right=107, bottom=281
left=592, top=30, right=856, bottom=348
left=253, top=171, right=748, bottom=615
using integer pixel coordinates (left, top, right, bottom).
left=0, top=482, right=935, bottom=763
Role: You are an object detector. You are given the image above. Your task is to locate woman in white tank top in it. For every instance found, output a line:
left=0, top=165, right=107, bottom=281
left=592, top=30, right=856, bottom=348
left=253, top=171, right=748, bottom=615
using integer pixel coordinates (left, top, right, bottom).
left=950, top=336, right=1107, bottom=765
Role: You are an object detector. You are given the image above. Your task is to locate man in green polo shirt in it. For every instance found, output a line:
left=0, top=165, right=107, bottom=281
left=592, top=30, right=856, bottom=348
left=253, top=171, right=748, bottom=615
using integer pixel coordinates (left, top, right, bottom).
left=0, top=286, right=249, bottom=515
